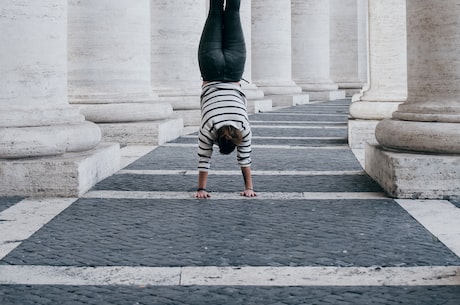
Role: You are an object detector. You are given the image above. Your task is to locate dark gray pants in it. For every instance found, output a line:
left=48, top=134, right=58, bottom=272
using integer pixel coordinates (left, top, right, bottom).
left=198, top=0, right=246, bottom=82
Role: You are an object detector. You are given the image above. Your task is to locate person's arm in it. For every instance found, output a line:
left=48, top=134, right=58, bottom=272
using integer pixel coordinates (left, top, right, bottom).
left=240, top=166, right=257, bottom=197
left=195, top=171, right=211, bottom=198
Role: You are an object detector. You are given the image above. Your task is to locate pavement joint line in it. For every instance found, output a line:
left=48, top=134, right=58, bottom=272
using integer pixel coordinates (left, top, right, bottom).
left=82, top=191, right=388, bottom=200
left=116, top=170, right=367, bottom=176
left=396, top=199, right=460, bottom=258
left=0, top=265, right=458, bottom=287
left=0, top=197, right=77, bottom=260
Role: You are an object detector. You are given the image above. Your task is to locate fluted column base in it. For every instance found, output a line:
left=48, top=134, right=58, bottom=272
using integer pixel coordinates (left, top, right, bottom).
left=0, top=143, right=120, bottom=197
left=365, top=143, right=460, bottom=199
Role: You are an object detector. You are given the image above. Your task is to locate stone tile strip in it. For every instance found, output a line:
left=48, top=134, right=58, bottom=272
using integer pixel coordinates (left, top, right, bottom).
left=82, top=191, right=387, bottom=200
left=181, top=266, right=460, bottom=286
left=0, top=265, right=458, bottom=286
left=0, top=266, right=180, bottom=286
left=0, top=198, right=76, bottom=260
left=396, top=199, right=460, bottom=257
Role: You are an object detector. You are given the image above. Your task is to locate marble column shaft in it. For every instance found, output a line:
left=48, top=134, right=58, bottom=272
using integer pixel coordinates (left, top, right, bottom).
left=291, top=0, right=344, bottom=101
left=0, top=0, right=101, bottom=158
left=151, top=0, right=204, bottom=106
left=330, top=0, right=363, bottom=95
left=239, top=1, right=272, bottom=113
left=291, top=0, right=335, bottom=90
left=348, top=0, right=407, bottom=151
left=68, top=0, right=180, bottom=144
left=350, top=0, right=407, bottom=119
left=251, top=0, right=302, bottom=95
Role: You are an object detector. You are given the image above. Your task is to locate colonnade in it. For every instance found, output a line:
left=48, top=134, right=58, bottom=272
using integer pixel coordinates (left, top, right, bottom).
left=364, top=0, right=460, bottom=198
left=1, top=0, right=459, bottom=198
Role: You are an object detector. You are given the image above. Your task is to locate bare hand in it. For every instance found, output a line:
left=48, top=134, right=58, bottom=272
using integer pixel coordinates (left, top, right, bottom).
left=195, top=190, right=211, bottom=199
left=240, top=189, right=257, bottom=197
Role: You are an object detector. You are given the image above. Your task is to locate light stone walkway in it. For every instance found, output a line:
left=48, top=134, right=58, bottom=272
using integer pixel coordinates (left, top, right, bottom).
left=0, top=100, right=459, bottom=304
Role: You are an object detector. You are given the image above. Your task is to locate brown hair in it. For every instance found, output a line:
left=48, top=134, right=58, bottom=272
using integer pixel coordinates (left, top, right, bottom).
left=216, top=125, right=243, bottom=155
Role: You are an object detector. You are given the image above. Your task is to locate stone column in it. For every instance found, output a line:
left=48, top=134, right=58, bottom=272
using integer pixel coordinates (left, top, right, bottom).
left=348, top=0, right=407, bottom=154
left=240, top=0, right=272, bottom=113
left=252, top=0, right=308, bottom=107
left=366, top=0, right=460, bottom=198
left=68, top=0, right=181, bottom=145
left=0, top=0, right=119, bottom=196
left=330, top=0, right=364, bottom=97
left=150, top=0, right=205, bottom=127
left=291, top=0, right=345, bottom=102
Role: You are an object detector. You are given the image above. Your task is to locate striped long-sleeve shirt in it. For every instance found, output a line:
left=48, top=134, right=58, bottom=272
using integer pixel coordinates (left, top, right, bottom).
left=197, top=81, right=252, bottom=172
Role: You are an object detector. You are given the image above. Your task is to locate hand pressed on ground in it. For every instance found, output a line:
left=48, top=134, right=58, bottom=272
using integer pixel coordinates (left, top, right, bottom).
left=195, top=189, right=211, bottom=199
left=240, top=188, right=257, bottom=197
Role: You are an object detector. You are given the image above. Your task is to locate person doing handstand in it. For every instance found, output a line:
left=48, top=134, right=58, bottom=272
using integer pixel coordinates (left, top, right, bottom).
left=195, top=0, right=256, bottom=199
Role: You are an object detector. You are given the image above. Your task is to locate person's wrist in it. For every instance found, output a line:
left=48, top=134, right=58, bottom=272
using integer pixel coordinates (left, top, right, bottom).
left=197, top=188, right=207, bottom=192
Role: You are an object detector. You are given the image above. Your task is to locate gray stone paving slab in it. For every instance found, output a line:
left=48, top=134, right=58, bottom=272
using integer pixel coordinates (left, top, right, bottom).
left=449, top=199, right=460, bottom=209
left=124, top=147, right=363, bottom=171
left=0, top=285, right=459, bottom=305
left=91, top=174, right=382, bottom=193
left=2, top=198, right=459, bottom=268
left=0, top=197, right=23, bottom=213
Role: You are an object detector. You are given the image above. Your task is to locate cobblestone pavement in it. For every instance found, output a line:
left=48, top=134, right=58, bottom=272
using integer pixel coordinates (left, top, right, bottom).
left=1, top=99, right=459, bottom=304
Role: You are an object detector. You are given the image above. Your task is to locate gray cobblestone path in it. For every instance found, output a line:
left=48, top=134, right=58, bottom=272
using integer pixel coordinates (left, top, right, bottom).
left=1, top=99, right=459, bottom=304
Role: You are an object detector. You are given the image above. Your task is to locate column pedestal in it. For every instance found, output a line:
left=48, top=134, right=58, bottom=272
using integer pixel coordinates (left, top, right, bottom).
left=366, top=143, right=460, bottom=199
left=0, top=144, right=119, bottom=197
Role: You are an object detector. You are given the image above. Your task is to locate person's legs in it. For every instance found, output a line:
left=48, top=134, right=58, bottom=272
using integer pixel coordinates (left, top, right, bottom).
left=198, top=0, right=225, bottom=81
left=223, top=0, right=246, bottom=82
